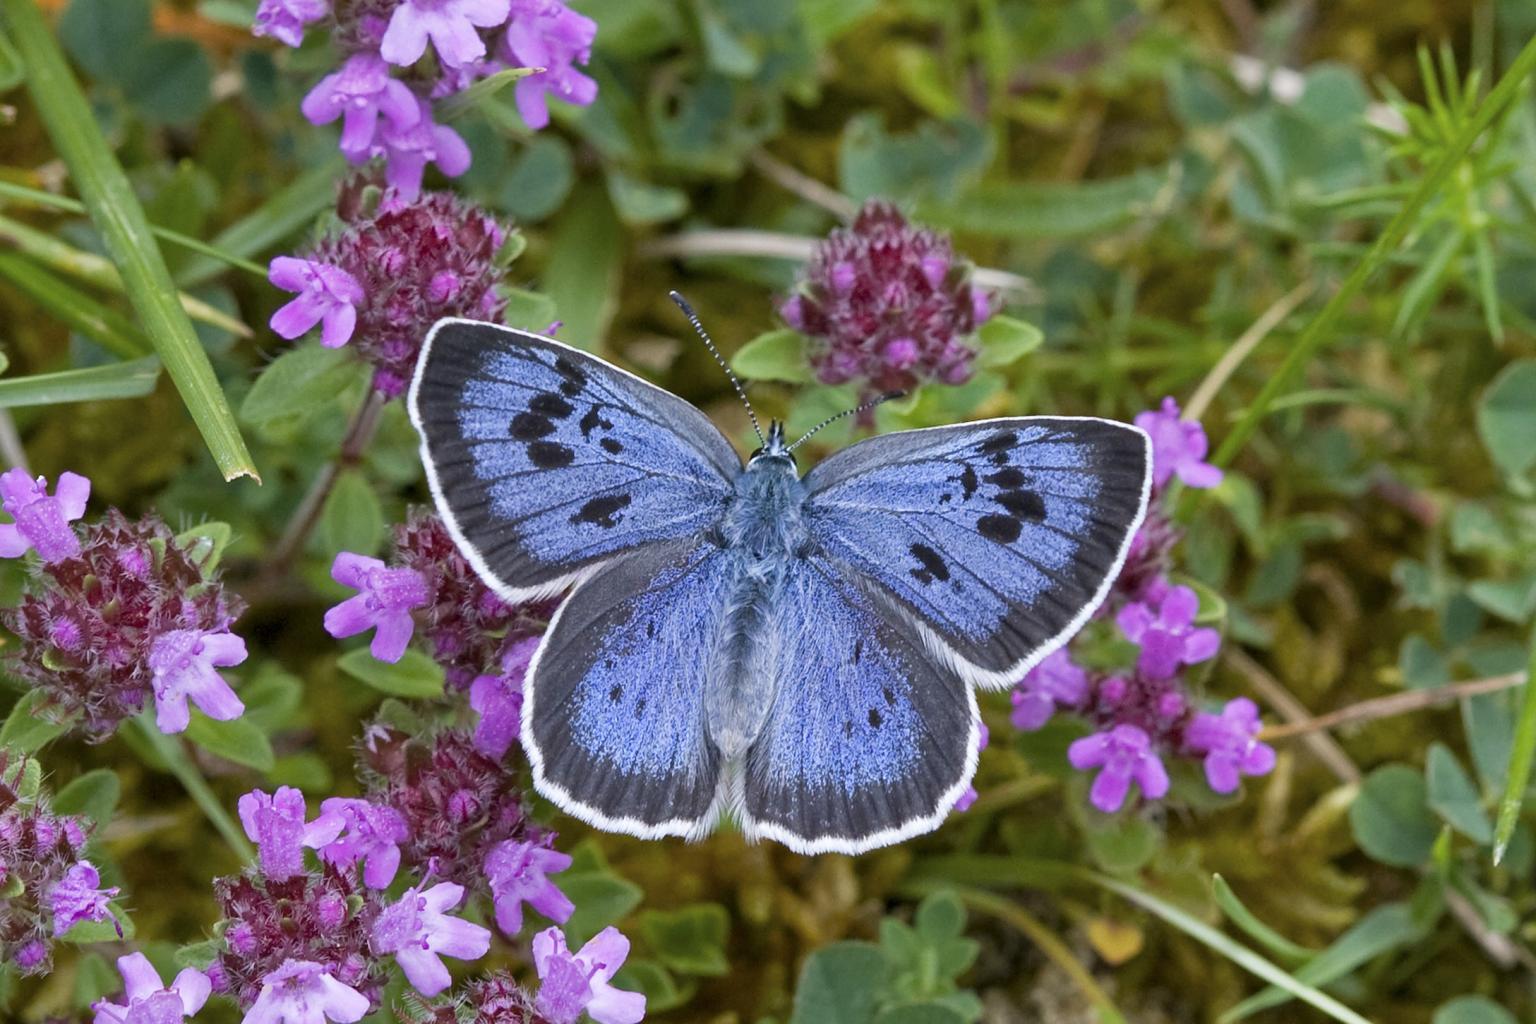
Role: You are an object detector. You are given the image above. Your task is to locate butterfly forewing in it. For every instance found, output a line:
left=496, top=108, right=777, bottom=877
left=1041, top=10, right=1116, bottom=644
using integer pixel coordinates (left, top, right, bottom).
left=740, top=556, right=978, bottom=854
left=408, top=320, right=740, bottom=602
left=803, top=417, right=1151, bottom=688
left=523, top=538, right=732, bottom=838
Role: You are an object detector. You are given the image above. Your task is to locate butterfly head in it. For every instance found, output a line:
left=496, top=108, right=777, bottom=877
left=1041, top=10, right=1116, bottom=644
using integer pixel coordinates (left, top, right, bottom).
left=748, top=420, right=796, bottom=470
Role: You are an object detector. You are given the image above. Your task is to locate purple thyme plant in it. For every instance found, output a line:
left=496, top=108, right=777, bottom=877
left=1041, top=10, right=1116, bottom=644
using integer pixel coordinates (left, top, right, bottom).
left=268, top=181, right=511, bottom=397
left=1, top=489, right=249, bottom=741
left=318, top=797, right=410, bottom=888
left=244, top=958, right=372, bottom=1024
left=257, top=0, right=598, bottom=190
left=92, top=952, right=211, bottom=1024
left=779, top=200, right=996, bottom=396
left=532, top=925, right=646, bottom=1024
left=483, top=837, right=574, bottom=937
left=370, top=881, right=492, bottom=996
left=0, top=467, right=88, bottom=562
left=1006, top=400, right=1273, bottom=813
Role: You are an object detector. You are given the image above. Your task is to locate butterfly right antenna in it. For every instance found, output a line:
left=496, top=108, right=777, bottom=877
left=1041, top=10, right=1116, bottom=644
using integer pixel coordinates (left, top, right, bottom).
left=786, top=391, right=906, bottom=454
left=669, top=291, right=765, bottom=446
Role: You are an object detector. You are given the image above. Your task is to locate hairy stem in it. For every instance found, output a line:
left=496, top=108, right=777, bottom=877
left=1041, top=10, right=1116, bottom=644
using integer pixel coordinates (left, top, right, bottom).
left=130, top=716, right=254, bottom=863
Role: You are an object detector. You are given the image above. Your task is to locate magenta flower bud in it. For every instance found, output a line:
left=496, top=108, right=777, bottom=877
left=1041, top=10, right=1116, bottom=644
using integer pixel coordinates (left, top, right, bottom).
left=883, top=337, right=919, bottom=370
left=429, top=269, right=462, bottom=302
left=228, top=922, right=259, bottom=957
left=324, top=553, right=430, bottom=663
left=0, top=469, right=89, bottom=563
left=13, top=940, right=46, bottom=972
left=1156, top=690, right=1187, bottom=721
left=1098, top=675, right=1129, bottom=707
left=921, top=254, right=949, bottom=288
left=830, top=261, right=857, bottom=293
left=780, top=294, right=805, bottom=329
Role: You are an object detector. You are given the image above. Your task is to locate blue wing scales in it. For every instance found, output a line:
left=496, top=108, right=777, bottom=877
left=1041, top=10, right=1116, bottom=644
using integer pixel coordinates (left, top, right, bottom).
left=522, top=538, right=737, bottom=838
left=740, top=556, right=978, bottom=854
left=408, top=319, right=740, bottom=601
left=804, top=417, right=1151, bottom=688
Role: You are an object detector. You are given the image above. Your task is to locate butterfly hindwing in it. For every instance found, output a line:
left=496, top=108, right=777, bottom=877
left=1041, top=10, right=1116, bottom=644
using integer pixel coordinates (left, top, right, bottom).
left=408, top=319, right=740, bottom=601
left=740, top=556, right=978, bottom=854
left=804, top=417, right=1151, bottom=688
left=523, top=538, right=734, bottom=838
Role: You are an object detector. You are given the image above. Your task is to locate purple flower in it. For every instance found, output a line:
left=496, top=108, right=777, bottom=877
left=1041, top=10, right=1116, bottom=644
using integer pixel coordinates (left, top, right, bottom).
left=324, top=553, right=430, bottom=663
left=147, top=628, right=247, bottom=734
left=484, top=838, right=573, bottom=937
left=953, top=721, right=990, bottom=813
left=1135, top=397, right=1223, bottom=491
left=1115, top=582, right=1221, bottom=681
left=253, top=0, right=329, bottom=47
left=92, top=952, right=210, bottom=1024
left=533, top=926, right=646, bottom=1024
left=779, top=200, right=993, bottom=397
left=0, top=468, right=89, bottom=563
left=269, top=257, right=366, bottom=349
left=1068, top=725, right=1170, bottom=813
left=1184, top=698, right=1276, bottom=794
left=238, top=787, right=346, bottom=882
left=13, top=940, right=47, bottom=972
left=470, top=636, right=539, bottom=758
left=244, top=960, right=370, bottom=1024
left=381, top=0, right=512, bottom=69
left=502, top=0, right=599, bottom=130
left=317, top=798, right=408, bottom=888
left=1011, top=649, right=1089, bottom=731
left=370, top=881, right=491, bottom=996
left=301, top=53, right=422, bottom=160
left=365, top=98, right=473, bottom=199
left=49, top=860, right=119, bottom=936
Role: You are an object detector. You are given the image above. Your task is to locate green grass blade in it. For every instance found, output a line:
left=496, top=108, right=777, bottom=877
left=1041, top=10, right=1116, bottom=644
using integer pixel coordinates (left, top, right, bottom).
left=1491, top=640, right=1536, bottom=864
left=0, top=355, right=159, bottom=408
left=1211, top=875, right=1320, bottom=965
left=174, top=157, right=345, bottom=288
left=1092, top=875, right=1372, bottom=1024
left=0, top=250, right=149, bottom=358
left=1211, top=32, right=1536, bottom=470
left=0, top=178, right=267, bottom=279
left=0, top=0, right=258, bottom=481
left=0, top=213, right=252, bottom=337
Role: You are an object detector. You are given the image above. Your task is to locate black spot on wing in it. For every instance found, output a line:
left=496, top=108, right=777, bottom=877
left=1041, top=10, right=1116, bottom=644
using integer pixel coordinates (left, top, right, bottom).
left=978, top=513, right=1022, bottom=544
left=868, top=708, right=883, bottom=728
left=600, top=438, right=624, bottom=455
left=510, top=412, right=556, bottom=440
left=608, top=684, right=622, bottom=702
left=572, top=494, right=632, bottom=528
left=554, top=356, right=586, bottom=397
left=908, top=542, right=951, bottom=585
left=985, top=467, right=1026, bottom=488
left=978, top=431, right=1016, bottom=456
left=996, top=489, right=1046, bottom=521
left=529, top=393, right=574, bottom=419
left=959, top=464, right=978, bottom=499
left=528, top=441, right=575, bottom=468
left=580, top=405, right=614, bottom=439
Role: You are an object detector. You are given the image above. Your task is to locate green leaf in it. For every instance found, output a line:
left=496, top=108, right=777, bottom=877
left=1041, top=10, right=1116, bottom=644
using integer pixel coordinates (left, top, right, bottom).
left=974, top=315, right=1042, bottom=369
left=0, top=251, right=150, bottom=359
left=1476, top=360, right=1536, bottom=479
left=0, top=356, right=159, bottom=409
left=637, top=903, right=730, bottom=976
left=57, top=0, right=149, bottom=82
left=0, top=20, right=22, bottom=91
left=874, top=1005, right=969, bottom=1024
left=611, top=958, right=694, bottom=1014
left=52, top=768, right=120, bottom=826
left=1425, top=743, right=1493, bottom=844
left=1433, top=995, right=1518, bottom=1024
left=732, top=329, right=813, bottom=383
left=439, top=64, right=542, bottom=119
left=337, top=648, right=446, bottom=699
left=1211, top=875, right=1318, bottom=965
left=491, top=135, right=576, bottom=223
left=186, top=712, right=275, bottom=772
left=790, top=942, right=887, bottom=1024
left=913, top=891, right=965, bottom=942
left=1465, top=574, right=1536, bottom=623
left=560, top=840, right=643, bottom=947
left=0, top=690, right=69, bottom=753
left=1492, top=641, right=1536, bottom=865
left=502, top=287, right=560, bottom=333
left=321, top=470, right=385, bottom=558
left=1084, top=814, right=1160, bottom=874
left=173, top=521, right=233, bottom=573
left=920, top=167, right=1171, bottom=239
left=542, top=182, right=623, bottom=350
left=1349, top=763, right=1440, bottom=867
left=60, top=904, right=133, bottom=943
left=2, top=0, right=257, bottom=480
left=121, top=38, right=211, bottom=126
left=606, top=168, right=689, bottom=226
left=840, top=114, right=991, bottom=205
left=240, top=345, right=364, bottom=427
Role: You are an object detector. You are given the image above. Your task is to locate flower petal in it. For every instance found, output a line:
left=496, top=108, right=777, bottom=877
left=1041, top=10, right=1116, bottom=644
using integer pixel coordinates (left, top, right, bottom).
left=116, top=952, right=163, bottom=1002
left=397, top=945, right=451, bottom=997
left=172, top=966, right=212, bottom=1015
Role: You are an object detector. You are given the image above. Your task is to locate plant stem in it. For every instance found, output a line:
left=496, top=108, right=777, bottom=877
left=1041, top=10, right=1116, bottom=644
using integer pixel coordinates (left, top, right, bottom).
left=1210, top=33, right=1536, bottom=469
left=268, top=389, right=387, bottom=572
left=1260, top=671, right=1526, bottom=741
left=130, top=716, right=254, bottom=863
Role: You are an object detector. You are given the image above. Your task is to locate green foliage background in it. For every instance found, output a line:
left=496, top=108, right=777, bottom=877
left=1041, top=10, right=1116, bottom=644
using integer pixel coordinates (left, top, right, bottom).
left=1, top=0, right=1536, bottom=1021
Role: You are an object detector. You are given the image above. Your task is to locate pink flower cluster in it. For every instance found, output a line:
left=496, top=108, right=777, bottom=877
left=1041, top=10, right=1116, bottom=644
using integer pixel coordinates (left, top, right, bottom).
left=254, top=0, right=597, bottom=196
left=0, top=471, right=250, bottom=741
left=1006, top=399, right=1274, bottom=813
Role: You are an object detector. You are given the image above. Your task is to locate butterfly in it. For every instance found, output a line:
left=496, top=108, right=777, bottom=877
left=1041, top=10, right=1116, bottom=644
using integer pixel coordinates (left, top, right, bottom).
left=407, top=305, right=1152, bottom=855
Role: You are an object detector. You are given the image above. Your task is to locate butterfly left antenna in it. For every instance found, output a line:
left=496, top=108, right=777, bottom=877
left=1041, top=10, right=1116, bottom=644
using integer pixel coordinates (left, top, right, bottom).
left=786, top=390, right=906, bottom=454
left=669, top=291, right=765, bottom=446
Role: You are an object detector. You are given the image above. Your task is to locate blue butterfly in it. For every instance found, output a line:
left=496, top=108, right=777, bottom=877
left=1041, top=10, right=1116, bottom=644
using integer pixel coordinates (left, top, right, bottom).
left=407, top=306, right=1151, bottom=855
